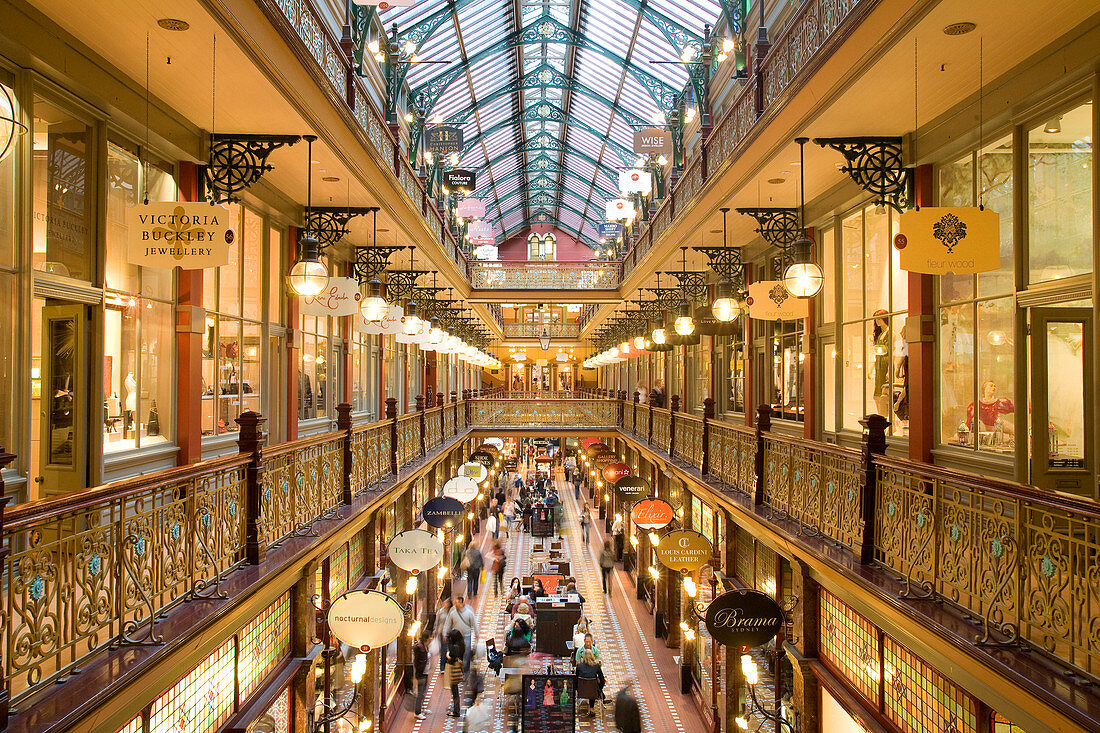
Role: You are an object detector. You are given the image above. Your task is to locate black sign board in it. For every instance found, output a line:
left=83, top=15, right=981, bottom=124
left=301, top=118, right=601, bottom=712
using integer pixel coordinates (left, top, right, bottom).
left=421, top=496, right=465, bottom=528
left=614, top=475, right=650, bottom=502
left=703, top=589, right=784, bottom=648
left=426, top=125, right=464, bottom=154
left=444, top=169, right=476, bottom=190
left=521, top=674, right=576, bottom=733
left=469, top=450, right=495, bottom=469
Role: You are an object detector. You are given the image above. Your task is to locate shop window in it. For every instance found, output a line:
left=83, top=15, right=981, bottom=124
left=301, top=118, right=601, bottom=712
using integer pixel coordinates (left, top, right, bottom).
left=267, top=225, right=284, bottom=324
left=0, top=77, right=17, bottom=271
left=32, top=94, right=95, bottom=281
left=103, top=144, right=176, bottom=453
left=839, top=205, right=908, bottom=435
left=528, top=232, right=556, bottom=260
left=201, top=204, right=265, bottom=437
left=768, top=318, right=804, bottom=422
left=937, top=136, right=1016, bottom=453
left=0, top=76, right=18, bottom=456
left=726, top=333, right=746, bottom=415
left=350, top=331, right=377, bottom=418
left=298, top=315, right=332, bottom=421
left=1028, top=101, right=1093, bottom=283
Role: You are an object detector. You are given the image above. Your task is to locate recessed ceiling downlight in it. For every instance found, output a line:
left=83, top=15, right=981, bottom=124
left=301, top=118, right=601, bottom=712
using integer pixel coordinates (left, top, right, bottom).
left=943, top=22, right=976, bottom=36
left=157, top=18, right=190, bottom=31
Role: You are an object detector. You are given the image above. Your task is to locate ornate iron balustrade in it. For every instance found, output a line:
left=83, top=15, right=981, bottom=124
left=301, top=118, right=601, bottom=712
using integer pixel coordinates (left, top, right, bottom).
left=469, top=399, right=618, bottom=428
left=501, top=322, right=581, bottom=338
left=260, top=432, right=345, bottom=547
left=651, top=408, right=672, bottom=452
left=396, top=412, right=422, bottom=468
left=672, top=413, right=705, bottom=470
left=469, top=260, right=621, bottom=290
left=706, top=420, right=756, bottom=495
left=425, top=407, right=444, bottom=451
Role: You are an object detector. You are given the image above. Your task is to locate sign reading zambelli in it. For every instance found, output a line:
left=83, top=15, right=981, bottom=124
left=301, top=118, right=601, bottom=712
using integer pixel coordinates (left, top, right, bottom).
left=704, top=589, right=784, bottom=648
left=387, top=529, right=445, bottom=574
left=327, top=589, right=406, bottom=652
left=126, top=202, right=234, bottom=269
left=421, top=496, right=465, bottom=528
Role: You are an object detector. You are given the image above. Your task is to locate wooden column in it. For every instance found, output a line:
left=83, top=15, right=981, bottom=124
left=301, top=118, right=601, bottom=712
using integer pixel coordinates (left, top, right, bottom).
left=175, top=162, right=204, bottom=466
left=908, top=164, right=936, bottom=462
left=337, top=403, right=353, bottom=504
left=753, top=404, right=772, bottom=505
left=787, top=557, right=822, bottom=732
left=236, top=411, right=267, bottom=565
left=858, top=414, right=889, bottom=563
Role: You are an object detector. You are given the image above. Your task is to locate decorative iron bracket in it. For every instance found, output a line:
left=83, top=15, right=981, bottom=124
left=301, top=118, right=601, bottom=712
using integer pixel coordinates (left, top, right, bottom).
left=813, top=136, right=910, bottom=212
left=694, top=245, right=745, bottom=286
left=384, top=270, right=429, bottom=302
left=353, top=245, right=405, bottom=284
left=204, top=134, right=302, bottom=204
left=736, top=207, right=801, bottom=248
left=665, top=270, right=710, bottom=303
left=307, top=206, right=380, bottom=249
left=643, top=287, right=683, bottom=310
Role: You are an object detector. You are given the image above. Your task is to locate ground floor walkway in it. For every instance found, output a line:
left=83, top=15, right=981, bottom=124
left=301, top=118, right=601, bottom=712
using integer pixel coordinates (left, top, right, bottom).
left=390, top=469, right=708, bottom=733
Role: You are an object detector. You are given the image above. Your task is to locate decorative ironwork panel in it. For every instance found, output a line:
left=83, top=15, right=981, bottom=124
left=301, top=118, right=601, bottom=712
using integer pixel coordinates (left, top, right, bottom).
left=654, top=202, right=673, bottom=242
left=271, top=0, right=347, bottom=100
left=501, top=322, right=581, bottom=338
left=883, top=637, right=978, bottom=733
left=673, top=415, right=704, bottom=470
left=399, top=162, right=421, bottom=208
left=651, top=409, right=671, bottom=452
left=637, top=407, right=650, bottom=444
left=469, top=261, right=620, bottom=290
left=238, top=591, right=291, bottom=703
left=397, top=413, right=421, bottom=468
left=820, top=589, right=881, bottom=707
left=443, top=406, right=456, bottom=437
left=354, top=85, right=392, bottom=161
left=676, top=155, right=705, bottom=208
left=469, top=400, right=617, bottom=428
left=426, top=409, right=443, bottom=450
left=708, top=78, right=757, bottom=175
left=260, top=435, right=344, bottom=547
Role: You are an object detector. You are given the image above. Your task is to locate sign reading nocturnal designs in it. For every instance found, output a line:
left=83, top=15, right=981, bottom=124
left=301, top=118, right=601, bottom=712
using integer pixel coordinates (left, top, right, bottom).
left=126, top=202, right=234, bottom=268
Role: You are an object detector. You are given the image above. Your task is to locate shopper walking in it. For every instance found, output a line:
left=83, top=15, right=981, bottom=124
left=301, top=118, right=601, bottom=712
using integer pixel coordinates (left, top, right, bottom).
left=436, top=597, right=452, bottom=673
left=413, top=630, right=431, bottom=719
left=464, top=544, right=484, bottom=598
left=444, top=629, right=465, bottom=717
left=613, top=686, right=642, bottom=733
left=599, top=540, right=615, bottom=595
left=444, top=595, right=478, bottom=673
left=580, top=503, right=591, bottom=545
left=490, top=540, right=507, bottom=596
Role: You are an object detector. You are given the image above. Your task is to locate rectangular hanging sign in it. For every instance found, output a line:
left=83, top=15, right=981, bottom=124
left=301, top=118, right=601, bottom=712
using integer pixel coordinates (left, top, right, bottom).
left=606, top=199, right=635, bottom=221
left=426, top=125, right=463, bottom=154
left=598, top=222, right=623, bottom=238
left=353, top=0, right=416, bottom=6
left=619, top=169, right=653, bottom=195
left=896, top=207, right=1001, bottom=275
left=457, top=198, right=486, bottom=219
left=360, top=303, right=403, bottom=334
left=126, top=202, right=234, bottom=269
left=633, top=127, right=672, bottom=156
left=444, top=169, right=476, bottom=191
left=747, top=280, right=809, bottom=320
left=299, top=277, right=361, bottom=317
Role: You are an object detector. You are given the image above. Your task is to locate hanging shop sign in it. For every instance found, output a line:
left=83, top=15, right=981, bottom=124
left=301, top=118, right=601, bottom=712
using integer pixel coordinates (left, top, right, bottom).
left=472, top=244, right=498, bottom=260
left=654, top=529, right=712, bottom=572
left=483, top=437, right=505, bottom=450
left=602, top=462, right=632, bottom=484
left=895, top=206, right=1000, bottom=275
left=444, top=169, right=476, bottom=191
left=598, top=222, right=623, bottom=239
left=425, top=125, right=463, bottom=154
left=704, top=589, right=784, bottom=648
left=605, top=199, right=635, bottom=221
left=353, top=0, right=415, bottom=7
left=746, top=280, right=809, bottom=321
left=126, top=202, right=234, bottom=269
left=443, top=476, right=479, bottom=503
left=614, top=475, right=650, bottom=502
left=618, top=169, right=653, bottom=195
left=421, top=496, right=465, bottom=528
left=581, top=437, right=604, bottom=449
left=456, top=198, right=486, bottom=219
left=633, top=127, right=672, bottom=156
left=299, top=277, right=361, bottom=317
left=387, top=529, right=445, bottom=573
left=630, top=498, right=674, bottom=530
left=468, top=220, right=494, bottom=246
left=469, top=450, right=495, bottom=469
left=327, top=589, right=406, bottom=652
left=594, top=453, right=617, bottom=469
left=360, top=304, right=403, bottom=335
left=461, top=461, right=488, bottom=483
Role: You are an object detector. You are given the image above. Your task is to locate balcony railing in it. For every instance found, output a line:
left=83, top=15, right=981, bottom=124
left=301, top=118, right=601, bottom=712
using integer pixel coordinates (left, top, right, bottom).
left=501, top=322, right=581, bottom=338
left=468, top=260, right=621, bottom=290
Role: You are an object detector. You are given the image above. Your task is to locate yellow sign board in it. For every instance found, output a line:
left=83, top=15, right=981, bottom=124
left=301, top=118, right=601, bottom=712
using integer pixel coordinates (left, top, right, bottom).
left=896, top=207, right=1000, bottom=275
left=126, top=202, right=234, bottom=269
left=746, top=281, right=809, bottom=321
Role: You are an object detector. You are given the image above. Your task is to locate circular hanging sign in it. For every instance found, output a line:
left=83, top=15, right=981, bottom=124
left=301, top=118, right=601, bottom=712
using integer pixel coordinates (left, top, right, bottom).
left=422, top=496, right=465, bottom=528
left=585, top=443, right=611, bottom=456
left=581, top=438, right=603, bottom=449
left=483, top=437, right=505, bottom=450
left=460, top=461, right=488, bottom=483
left=387, top=529, right=445, bottom=574
left=654, top=529, right=712, bottom=572
left=469, top=450, right=495, bottom=469
left=603, top=461, right=631, bottom=484
left=327, top=589, right=406, bottom=652
left=704, top=589, right=784, bottom=648
left=594, top=453, right=617, bottom=469
left=614, top=475, right=650, bottom=502
left=631, top=498, right=675, bottom=530
left=443, top=476, right=479, bottom=503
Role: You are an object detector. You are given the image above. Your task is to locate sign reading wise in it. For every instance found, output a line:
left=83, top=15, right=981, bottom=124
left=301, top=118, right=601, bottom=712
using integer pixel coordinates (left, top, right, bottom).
left=633, top=127, right=672, bottom=156
left=426, top=125, right=464, bottom=154
left=444, top=169, right=476, bottom=191
left=895, top=207, right=1000, bottom=275
left=127, top=202, right=234, bottom=269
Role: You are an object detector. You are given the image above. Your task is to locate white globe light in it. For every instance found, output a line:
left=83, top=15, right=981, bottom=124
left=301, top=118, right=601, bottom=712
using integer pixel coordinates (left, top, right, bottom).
left=360, top=295, right=387, bottom=321
left=674, top=314, right=696, bottom=336
left=402, top=314, right=422, bottom=336
left=652, top=327, right=667, bottom=345
left=288, top=259, right=328, bottom=296
left=712, top=296, right=737, bottom=322
left=633, top=336, right=646, bottom=350
left=783, top=262, right=824, bottom=298
left=429, top=326, right=446, bottom=344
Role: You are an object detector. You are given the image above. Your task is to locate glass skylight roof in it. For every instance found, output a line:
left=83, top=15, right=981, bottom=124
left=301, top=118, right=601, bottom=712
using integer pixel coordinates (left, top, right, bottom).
left=379, top=0, right=724, bottom=245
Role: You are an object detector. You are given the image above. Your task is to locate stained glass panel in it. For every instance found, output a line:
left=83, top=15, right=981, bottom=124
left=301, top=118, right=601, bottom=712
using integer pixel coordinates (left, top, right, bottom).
left=238, top=591, right=292, bottom=704
left=992, top=712, right=1027, bottom=732
left=349, top=529, right=365, bottom=585
left=754, top=541, right=776, bottom=596
left=734, top=527, right=753, bottom=586
left=819, top=589, right=881, bottom=707
left=883, top=637, right=977, bottom=733
left=150, top=638, right=235, bottom=733
left=330, top=542, right=349, bottom=598
left=116, top=716, right=142, bottom=733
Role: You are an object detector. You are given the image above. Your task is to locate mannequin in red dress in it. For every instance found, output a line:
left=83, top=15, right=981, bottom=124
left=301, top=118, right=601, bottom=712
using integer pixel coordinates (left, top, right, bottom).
left=966, top=381, right=1015, bottom=441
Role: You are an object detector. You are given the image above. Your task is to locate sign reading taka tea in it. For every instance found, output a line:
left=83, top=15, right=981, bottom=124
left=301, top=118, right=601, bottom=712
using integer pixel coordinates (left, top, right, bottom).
left=126, top=202, right=234, bottom=269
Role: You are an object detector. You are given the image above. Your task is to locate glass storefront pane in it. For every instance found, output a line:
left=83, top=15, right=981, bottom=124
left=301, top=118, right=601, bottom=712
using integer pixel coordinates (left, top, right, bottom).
left=1046, top=321, right=1085, bottom=463
left=0, top=272, right=13, bottom=452
left=889, top=210, right=907, bottom=314
left=868, top=318, right=890, bottom=419
left=242, top=209, right=262, bottom=322
left=0, top=78, right=16, bottom=270
left=864, top=205, right=890, bottom=314
left=938, top=153, right=976, bottom=303
left=103, top=294, right=137, bottom=451
left=820, top=224, right=835, bottom=323
left=890, top=313, right=909, bottom=437
left=217, top=317, right=241, bottom=434
left=219, top=205, right=241, bottom=316
left=268, top=226, right=283, bottom=324
left=975, top=298, right=1015, bottom=454
left=105, top=145, right=140, bottom=294
left=841, top=324, right=864, bottom=430
left=201, top=316, right=216, bottom=436
left=300, top=332, right=318, bottom=420
left=1028, top=101, right=1093, bottom=283
left=841, top=210, right=863, bottom=321
left=823, top=340, right=836, bottom=433
left=33, top=96, right=94, bottom=281
left=140, top=299, right=173, bottom=447
left=241, top=322, right=262, bottom=418
left=978, top=136, right=1015, bottom=298
left=940, top=303, right=975, bottom=448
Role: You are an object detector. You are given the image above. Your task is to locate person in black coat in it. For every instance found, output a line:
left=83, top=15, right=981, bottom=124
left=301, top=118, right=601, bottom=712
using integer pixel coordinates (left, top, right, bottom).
left=445, top=630, right=466, bottom=717
left=412, top=630, right=431, bottom=719
left=614, top=687, right=642, bottom=733
left=575, top=649, right=606, bottom=708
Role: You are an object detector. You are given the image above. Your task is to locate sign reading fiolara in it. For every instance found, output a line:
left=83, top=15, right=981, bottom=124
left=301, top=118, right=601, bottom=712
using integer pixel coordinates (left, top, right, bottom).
left=127, top=202, right=234, bottom=269
left=386, top=529, right=445, bottom=574
left=327, top=589, right=406, bottom=652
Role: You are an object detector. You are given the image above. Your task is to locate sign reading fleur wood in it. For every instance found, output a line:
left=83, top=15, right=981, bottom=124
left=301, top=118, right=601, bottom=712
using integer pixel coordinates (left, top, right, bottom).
left=127, top=202, right=234, bottom=269
left=703, top=589, right=784, bottom=648
left=387, top=529, right=445, bottom=574
left=746, top=280, right=809, bottom=320
left=654, top=529, right=712, bottom=572
left=327, top=589, right=406, bottom=652
left=895, top=207, right=1000, bottom=275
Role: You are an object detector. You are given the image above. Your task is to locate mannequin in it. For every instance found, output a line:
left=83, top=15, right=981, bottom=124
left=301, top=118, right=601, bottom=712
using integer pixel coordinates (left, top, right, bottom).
left=123, top=372, right=137, bottom=437
left=966, top=381, right=1015, bottom=445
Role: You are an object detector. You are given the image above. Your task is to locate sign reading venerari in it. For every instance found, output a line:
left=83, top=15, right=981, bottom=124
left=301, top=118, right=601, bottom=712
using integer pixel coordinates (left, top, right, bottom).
left=127, top=202, right=234, bottom=269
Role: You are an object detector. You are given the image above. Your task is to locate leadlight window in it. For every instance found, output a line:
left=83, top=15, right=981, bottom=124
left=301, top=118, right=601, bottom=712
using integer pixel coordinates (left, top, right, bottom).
left=349, top=529, right=365, bottom=585
left=238, top=591, right=292, bottom=704
left=149, top=637, right=235, bottom=733
left=883, top=637, right=977, bottom=733
left=819, top=589, right=881, bottom=707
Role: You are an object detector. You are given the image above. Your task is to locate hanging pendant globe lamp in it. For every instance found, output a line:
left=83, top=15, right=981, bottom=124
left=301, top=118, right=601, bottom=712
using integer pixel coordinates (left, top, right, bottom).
left=428, top=317, right=446, bottom=345
left=674, top=300, right=696, bottom=336
left=289, top=135, right=329, bottom=296
left=0, top=84, right=27, bottom=164
left=402, top=299, right=421, bottom=335
left=360, top=276, right=387, bottom=320
left=711, top=279, right=740, bottom=322
left=782, top=136, right=824, bottom=298
left=652, top=324, right=667, bottom=345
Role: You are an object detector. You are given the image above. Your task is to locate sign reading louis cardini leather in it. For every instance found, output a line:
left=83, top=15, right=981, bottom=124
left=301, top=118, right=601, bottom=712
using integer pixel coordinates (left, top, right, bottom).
left=703, top=589, right=784, bottom=648
left=653, top=529, right=712, bottom=572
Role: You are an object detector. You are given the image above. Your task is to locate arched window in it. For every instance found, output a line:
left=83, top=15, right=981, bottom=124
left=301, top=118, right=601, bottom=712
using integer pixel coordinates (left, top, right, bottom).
left=528, top=233, right=556, bottom=261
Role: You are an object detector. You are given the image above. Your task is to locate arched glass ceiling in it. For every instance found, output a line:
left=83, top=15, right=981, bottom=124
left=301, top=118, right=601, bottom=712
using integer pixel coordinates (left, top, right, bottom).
left=378, top=0, right=726, bottom=247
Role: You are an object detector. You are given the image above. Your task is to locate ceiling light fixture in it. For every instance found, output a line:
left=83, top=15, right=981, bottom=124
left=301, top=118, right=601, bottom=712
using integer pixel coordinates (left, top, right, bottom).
left=783, top=138, right=824, bottom=298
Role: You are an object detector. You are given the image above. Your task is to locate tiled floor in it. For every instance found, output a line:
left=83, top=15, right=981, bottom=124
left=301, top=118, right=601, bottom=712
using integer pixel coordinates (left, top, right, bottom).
left=389, top=469, right=710, bottom=733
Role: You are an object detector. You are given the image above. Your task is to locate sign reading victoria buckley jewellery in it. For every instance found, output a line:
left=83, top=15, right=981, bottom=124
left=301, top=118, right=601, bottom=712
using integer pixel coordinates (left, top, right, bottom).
left=746, top=281, right=809, bottom=320
left=614, top=475, right=650, bottom=502
left=443, top=476, right=479, bottom=503
left=654, top=529, right=712, bottom=572
left=421, top=496, right=465, bottom=528
left=126, top=202, right=234, bottom=269
left=633, top=127, right=672, bottom=156
left=602, top=462, right=631, bottom=484
left=444, top=169, right=476, bottom=191
left=630, top=498, right=674, bottom=530
left=426, top=125, right=463, bottom=154
left=387, top=529, right=445, bottom=573
left=299, top=277, right=361, bottom=317
left=327, top=589, right=406, bottom=652
left=703, top=589, right=784, bottom=648
left=895, top=207, right=1000, bottom=275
